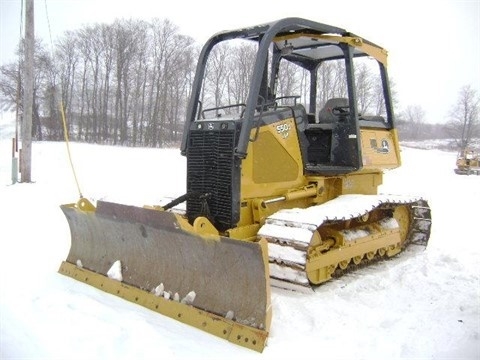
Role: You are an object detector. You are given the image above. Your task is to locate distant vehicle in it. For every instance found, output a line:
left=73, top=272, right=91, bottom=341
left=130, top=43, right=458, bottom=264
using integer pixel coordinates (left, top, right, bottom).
left=455, top=147, right=480, bottom=175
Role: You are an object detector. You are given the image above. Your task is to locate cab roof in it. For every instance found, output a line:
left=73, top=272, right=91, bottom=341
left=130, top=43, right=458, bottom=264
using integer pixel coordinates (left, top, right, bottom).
left=212, top=17, right=388, bottom=65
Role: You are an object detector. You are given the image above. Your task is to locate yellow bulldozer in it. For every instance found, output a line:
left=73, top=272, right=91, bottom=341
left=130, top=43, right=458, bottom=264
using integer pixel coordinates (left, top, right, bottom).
left=455, top=147, right=480, bottom=175
left=59, top=18, right=432, bottom=352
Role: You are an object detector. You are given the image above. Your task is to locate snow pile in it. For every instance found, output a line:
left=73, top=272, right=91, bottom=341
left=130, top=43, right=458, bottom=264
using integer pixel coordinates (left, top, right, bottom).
left=258, top=223, right=313, bottom=245
left=268, top=242, right=306, bottom=265
left=265, top=194, right=421, bottom=230
left=379, top=217, right=399, bottom=230
left=269, top=263, right=309, bottom=285
left=340, top=228, right=370, bottom=241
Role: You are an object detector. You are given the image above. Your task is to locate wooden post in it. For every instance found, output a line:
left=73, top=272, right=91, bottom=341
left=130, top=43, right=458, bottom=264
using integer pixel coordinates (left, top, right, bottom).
left=11, top=138, right=18, bottom=184
left=20, top=0, right=34, bottom=182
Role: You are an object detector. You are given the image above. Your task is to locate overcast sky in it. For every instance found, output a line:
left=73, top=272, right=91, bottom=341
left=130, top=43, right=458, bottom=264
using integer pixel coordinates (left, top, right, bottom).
left=1, top=0, right=479, bottom=124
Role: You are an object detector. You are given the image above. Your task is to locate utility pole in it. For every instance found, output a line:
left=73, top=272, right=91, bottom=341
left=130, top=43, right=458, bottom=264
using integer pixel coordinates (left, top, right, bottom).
left=21, top=0, right=34, bottom=182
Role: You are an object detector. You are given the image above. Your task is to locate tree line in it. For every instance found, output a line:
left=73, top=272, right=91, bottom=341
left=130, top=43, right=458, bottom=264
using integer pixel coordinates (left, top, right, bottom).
left=0, top=18, right=478, bottom=148
left=396, top=85, right=479, bottom=148
left=1, top=18, right=197, bottom=146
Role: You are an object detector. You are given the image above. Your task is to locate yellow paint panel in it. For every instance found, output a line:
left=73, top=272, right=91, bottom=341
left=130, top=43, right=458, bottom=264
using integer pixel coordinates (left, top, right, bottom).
left=361, top=129, right=400, bottom=170
left=253, top=131, right=299, bottom=183
left=242, top=118, right=305, bottom=199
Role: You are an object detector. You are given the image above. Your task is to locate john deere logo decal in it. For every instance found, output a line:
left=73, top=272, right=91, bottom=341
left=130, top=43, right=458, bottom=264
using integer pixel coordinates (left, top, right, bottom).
left=370, top=138, right=390, bottom=153
left=380, top=139, right=389, bottom=153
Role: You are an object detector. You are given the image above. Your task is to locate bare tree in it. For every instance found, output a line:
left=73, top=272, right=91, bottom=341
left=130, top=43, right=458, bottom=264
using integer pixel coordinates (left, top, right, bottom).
left=0, top=62, right=20, bottom=112
left=0, top=39, right=55, bottom=140
left=56, top=31, right=79, bottom=139
left=227, top=42, right=256, bottom=107
left=204, top=43, right=230, bottom=109
left=354, top=61, right=375, bottom=114
left=354, top=59, right=395, bottom=117
left=400, top=104, right=427, bottom=140
left=146, top=18, right=192, bottom=147
left=163, top=34, right=196, bottom=144
left=447, top=85, right=480, bottom=149
left=317, top=60, right=347, bottom=108
left=277, top=59, right=302, bottom=99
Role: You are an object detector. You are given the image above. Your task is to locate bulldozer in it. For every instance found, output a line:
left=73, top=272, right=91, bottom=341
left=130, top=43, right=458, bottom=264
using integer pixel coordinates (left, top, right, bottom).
left=59, top=17, right=432, bottom=352
left=454, top=147, right=480, bottom=175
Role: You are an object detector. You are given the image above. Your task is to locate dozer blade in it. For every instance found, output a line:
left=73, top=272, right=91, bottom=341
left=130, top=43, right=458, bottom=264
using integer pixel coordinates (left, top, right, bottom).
left=59, top=199, right=271, bottom=352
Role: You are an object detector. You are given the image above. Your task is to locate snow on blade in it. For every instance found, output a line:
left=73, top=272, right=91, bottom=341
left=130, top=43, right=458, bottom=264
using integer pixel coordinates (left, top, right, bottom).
left=181, top=291, right=196, bottom=305
left=225, top=310, right=234, bottom=320
left=107, top=260, right=123, bottom=281
left=153, top=283, right=164, bottom=297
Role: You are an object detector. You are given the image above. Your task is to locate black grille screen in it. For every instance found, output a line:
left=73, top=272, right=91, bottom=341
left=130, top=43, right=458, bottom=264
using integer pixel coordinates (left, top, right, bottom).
left=186, top=128, right=239, bottom=231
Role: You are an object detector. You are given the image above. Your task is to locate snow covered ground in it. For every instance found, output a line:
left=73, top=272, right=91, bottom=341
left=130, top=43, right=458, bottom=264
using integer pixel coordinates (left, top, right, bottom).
left=1, top=116, right=479, bottom=359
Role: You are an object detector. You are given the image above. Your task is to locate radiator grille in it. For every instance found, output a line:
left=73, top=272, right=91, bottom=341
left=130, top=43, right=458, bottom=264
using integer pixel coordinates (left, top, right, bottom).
left=186, top=129, right=238, bottom=231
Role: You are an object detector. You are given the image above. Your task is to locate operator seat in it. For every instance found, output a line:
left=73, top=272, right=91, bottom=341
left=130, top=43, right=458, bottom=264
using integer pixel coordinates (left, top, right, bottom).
left=318, top=98, right=349, bottom=123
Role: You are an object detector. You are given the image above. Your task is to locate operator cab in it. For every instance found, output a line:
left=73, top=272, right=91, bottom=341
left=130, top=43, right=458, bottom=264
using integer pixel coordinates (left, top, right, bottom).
left=182, top=18, right=395, bottom=176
